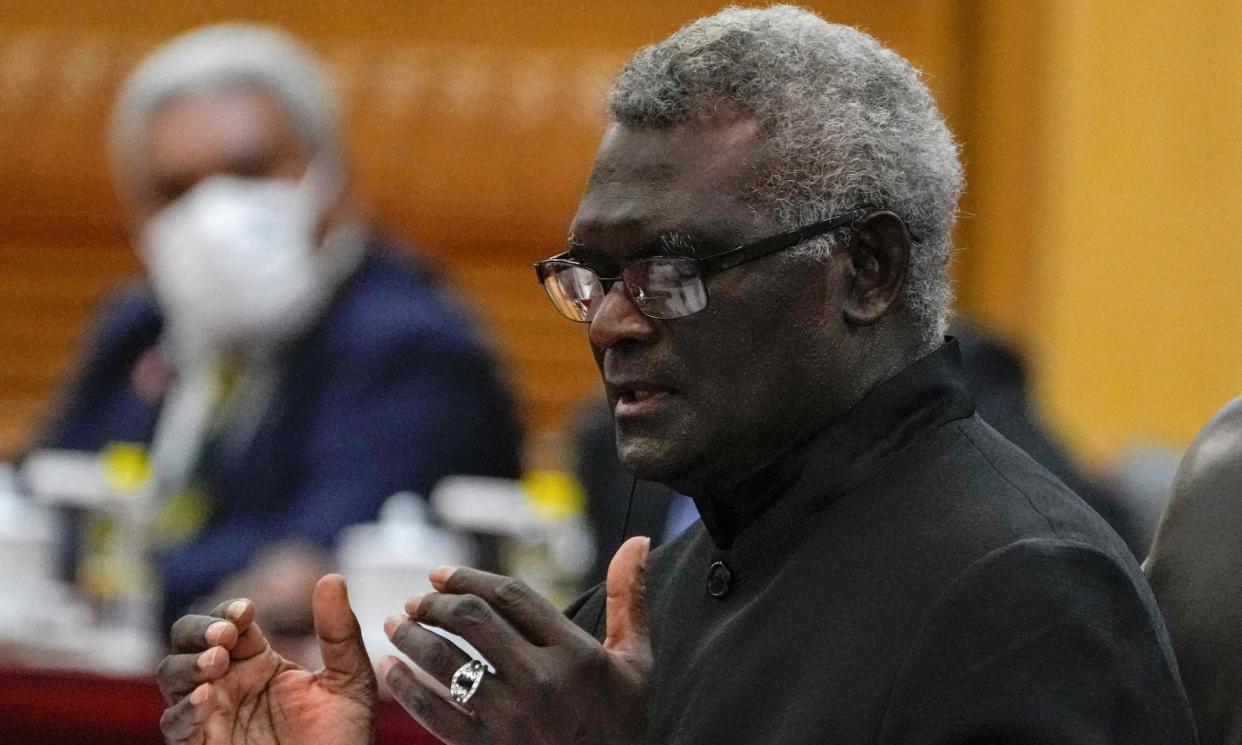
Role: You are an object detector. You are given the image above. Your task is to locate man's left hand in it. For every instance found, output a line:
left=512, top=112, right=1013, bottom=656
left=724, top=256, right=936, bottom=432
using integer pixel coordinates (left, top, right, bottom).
left=381, top=536, right=652, bottom=745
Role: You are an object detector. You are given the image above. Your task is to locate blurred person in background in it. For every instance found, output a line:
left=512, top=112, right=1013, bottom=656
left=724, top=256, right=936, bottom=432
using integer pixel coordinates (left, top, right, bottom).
left=951, top=316, right=1163, bottom=558
left=1146, top=396, right=1242, bottom=745
left=33, top=24, right=522, bottom=637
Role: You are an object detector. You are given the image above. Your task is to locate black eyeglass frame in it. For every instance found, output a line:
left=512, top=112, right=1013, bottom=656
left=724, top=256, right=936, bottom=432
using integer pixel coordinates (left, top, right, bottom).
left=533, top=208, right=872, bottom=322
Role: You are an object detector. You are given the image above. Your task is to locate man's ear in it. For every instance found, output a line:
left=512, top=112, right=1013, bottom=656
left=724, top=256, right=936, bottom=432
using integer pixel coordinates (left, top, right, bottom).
left=840, top=211, right=911, bottom=325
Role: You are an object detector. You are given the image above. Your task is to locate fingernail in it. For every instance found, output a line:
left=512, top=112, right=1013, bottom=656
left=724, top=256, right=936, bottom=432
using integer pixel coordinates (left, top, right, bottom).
left=429, top=566, right=455, bottom=585
left=190, top=683, right=210, bottom=705
left=226, top=600, right=247, bottom=621
left=378, top=656, right=396, bottom=679
left=197, top=647, right=220, bottom=670
left=383, top=614, right=405, bottom=639
left=205, top=621, right=230, bottom=645
left=404, top=594, right=424, bottom=616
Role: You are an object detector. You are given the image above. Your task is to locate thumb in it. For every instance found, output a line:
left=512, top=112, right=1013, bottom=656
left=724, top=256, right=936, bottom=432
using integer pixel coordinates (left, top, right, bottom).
left=603, top=536, right=651, bottom=655
left=312, top=574, right=374, bottom=690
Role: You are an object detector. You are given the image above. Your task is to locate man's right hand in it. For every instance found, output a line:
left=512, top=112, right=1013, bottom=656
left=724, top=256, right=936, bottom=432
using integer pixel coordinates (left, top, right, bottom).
left=157, top=574, right=377, bottom=745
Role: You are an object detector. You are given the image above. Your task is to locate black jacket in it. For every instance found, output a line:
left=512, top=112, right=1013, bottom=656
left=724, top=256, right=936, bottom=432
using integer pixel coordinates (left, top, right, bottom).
left=569, top=342, right=1196, bottom=744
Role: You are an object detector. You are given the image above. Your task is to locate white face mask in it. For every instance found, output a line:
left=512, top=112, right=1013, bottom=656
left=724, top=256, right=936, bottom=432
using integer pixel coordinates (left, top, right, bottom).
left=140, top=168, right=334, bottom=357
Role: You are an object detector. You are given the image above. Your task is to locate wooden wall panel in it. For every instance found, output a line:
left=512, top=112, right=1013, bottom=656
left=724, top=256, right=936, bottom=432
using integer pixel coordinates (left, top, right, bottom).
left=1033, top=0, right=1242, bottom=462
left=0, top=1, right=967, bottom=458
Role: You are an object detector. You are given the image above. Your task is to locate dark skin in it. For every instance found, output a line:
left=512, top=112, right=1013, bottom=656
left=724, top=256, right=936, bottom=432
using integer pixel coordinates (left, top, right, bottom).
left=156, top=116, right=921, bottom=745
left=577, top=118, right=921, bottom=496
left=156, top=576, right=376, bottom=745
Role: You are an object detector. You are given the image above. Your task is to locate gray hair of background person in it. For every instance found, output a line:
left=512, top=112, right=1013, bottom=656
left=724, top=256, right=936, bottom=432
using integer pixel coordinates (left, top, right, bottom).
left=608, top=5, right=964, bottom=343
left=108, top=23, right=343, bottom=183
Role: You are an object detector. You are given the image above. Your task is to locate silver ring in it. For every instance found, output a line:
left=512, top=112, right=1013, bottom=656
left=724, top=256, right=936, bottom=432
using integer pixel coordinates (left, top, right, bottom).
left=449, top=659, right=487, bottom=705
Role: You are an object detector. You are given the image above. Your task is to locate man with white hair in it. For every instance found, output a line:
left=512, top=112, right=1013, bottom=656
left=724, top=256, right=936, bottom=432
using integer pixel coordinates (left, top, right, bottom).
left=155, top=8, right=1196, bottom=743
left=40, top=24, right=521, bottom=636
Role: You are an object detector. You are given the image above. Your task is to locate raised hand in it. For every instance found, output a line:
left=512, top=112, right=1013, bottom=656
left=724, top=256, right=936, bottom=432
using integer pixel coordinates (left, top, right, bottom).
left=156, top=574, right=378, bottom=745
left=381, top=535, right=653, bottom=745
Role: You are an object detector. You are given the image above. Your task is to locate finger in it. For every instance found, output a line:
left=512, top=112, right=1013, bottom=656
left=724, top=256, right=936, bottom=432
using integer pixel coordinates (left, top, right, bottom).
left=169, top=614, right=239, bottom=654
left=220, top=596, right=256, bottom=629
left=604, top=536, right=651, bottom=655
left=159, top=682, right=216, bottom=744
left=156, top=646, right=230, bottom=705
left=312, top=574, right=376, bottom=694
left=380, top=656, right=480, bottom=745
left=406, top=591, right=532, bottom=669
left=427, top=566, right=566, bottom=646
left=218, top=599, right=270, bottom=660
left=385, top=615, right=470, bottom=682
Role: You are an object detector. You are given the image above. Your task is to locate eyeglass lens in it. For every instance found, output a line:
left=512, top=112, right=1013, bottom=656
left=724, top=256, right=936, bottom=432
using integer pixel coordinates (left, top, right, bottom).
left=541, top=257, right=709, bottom=322
left=543, top=264, right=603, bottom=321
left=624, top=257, right=707, bottom=319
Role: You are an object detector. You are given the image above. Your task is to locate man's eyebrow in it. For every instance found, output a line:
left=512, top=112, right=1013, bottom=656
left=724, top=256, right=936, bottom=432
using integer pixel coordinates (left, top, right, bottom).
left=567, top=230, right=713, bottom=262
left=563, top=236, right=612, bottom=268
left=654, top=231, right=699, bottom=256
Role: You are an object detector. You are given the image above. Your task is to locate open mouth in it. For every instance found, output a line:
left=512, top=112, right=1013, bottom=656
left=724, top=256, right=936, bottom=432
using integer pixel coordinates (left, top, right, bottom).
left=611, top=384, right=675, bottom=417
left=619, top=388, right=664, bottom=404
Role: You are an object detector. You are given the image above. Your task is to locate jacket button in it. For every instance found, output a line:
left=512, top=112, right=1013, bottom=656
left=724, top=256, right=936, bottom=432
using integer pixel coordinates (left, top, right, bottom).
left=706, top=561, right=732, bottom=598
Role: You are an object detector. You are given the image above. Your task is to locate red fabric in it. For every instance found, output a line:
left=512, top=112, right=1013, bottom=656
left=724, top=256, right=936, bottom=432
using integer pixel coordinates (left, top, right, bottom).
left=0, top=667, right=442, bottom=745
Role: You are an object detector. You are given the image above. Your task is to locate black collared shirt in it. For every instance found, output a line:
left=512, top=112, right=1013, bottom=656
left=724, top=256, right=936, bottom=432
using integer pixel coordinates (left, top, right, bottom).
left=569, top=342, right=1196, bottom=744
left=693, top=338, right=977, bottom=552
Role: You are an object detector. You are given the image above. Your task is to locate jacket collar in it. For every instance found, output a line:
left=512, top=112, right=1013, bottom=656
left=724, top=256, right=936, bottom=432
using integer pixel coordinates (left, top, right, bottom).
left=693, top=339, right=976, bottom=550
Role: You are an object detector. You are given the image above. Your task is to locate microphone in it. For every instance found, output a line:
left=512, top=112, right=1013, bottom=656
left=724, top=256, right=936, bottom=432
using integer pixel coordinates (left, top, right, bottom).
left=591, top=474, right=640, bottom=637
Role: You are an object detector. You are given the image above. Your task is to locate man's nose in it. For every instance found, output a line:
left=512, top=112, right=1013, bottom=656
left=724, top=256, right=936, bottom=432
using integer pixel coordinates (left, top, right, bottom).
left=588, top=281, right=658, bottom=350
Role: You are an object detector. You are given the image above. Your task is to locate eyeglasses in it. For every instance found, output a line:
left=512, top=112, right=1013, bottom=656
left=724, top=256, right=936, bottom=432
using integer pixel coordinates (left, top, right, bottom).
left=534, top=209, right=868, bottom=322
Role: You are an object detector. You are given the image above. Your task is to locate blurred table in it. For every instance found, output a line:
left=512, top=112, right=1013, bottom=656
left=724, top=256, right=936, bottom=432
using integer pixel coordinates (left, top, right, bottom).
left=0, top=667, right=442, bottom=745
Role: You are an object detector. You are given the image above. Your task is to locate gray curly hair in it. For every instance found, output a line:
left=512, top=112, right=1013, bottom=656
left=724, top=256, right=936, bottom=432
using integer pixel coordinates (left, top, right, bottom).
left=109, top=23, right=342, bottom=181
left=608, top=5, right=963, bottom=342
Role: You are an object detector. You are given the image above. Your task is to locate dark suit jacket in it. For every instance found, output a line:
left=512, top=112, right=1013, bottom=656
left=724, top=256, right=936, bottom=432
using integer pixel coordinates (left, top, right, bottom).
left=568, top=342, right=1196, bottom=744
left=1147, top=396, right=1242, bottom=745
left=39, top=240, right=522, bottom=625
